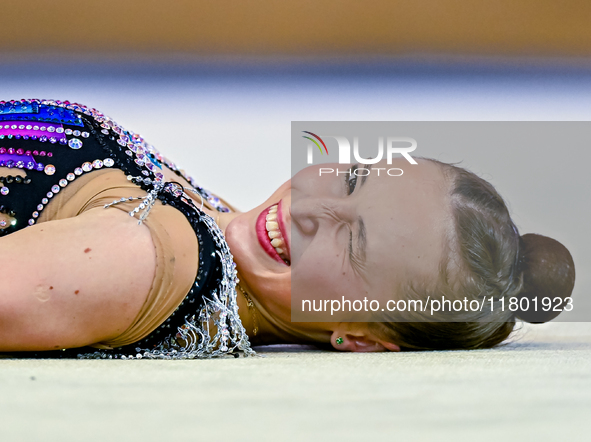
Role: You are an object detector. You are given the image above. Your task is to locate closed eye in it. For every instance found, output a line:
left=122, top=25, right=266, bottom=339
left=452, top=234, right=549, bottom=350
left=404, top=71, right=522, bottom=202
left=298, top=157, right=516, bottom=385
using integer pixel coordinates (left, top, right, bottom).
left=348, top=219, right=365, bottom=272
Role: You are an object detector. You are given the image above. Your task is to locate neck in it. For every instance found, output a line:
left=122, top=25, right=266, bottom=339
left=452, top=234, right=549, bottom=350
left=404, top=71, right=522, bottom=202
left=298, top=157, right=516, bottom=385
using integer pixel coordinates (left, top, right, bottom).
left=212, top=209, right=332, bottom=346
left=234, top=278, right=293, bottom=345
left=235, top=276, right=332, bottom=346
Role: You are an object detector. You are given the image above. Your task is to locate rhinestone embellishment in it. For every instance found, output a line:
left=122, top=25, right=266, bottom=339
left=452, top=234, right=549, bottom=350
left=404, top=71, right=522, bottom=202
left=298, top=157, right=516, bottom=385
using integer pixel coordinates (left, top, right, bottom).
left=5, top=99, right=248, bottom=360
left=68, top=138, right=83, bottom=150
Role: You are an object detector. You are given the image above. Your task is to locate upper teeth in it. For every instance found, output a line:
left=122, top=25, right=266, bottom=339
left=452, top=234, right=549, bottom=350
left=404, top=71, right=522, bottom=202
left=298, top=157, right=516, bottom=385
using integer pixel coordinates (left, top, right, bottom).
left=266, top=221, right=279, bottom=231
left=265, top=204, right=289, bottom=263
left=271, top=238, right=284, bottom=247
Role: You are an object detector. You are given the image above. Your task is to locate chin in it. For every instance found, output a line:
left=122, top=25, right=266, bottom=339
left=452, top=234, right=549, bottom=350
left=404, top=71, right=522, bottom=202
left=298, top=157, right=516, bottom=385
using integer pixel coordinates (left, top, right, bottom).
left=225, top=199, right=291, bottom=304
left=225, top=212, right=252, bottom=272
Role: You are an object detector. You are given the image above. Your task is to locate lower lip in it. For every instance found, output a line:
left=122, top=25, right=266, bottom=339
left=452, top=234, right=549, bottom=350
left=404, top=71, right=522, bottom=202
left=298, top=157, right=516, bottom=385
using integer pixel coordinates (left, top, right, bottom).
left=256, top=205, right=287, bottom=265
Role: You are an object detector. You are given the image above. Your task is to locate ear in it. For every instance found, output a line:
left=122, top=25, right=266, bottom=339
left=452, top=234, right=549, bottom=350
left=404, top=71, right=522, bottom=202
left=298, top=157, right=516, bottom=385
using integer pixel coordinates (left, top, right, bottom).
left=330, top=326, right=400, bottom=352
left=378, top=340, right=402, bottom=352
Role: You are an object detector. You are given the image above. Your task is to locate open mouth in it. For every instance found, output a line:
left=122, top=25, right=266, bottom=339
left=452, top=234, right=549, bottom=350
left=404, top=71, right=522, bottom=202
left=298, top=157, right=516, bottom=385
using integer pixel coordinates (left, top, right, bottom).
left=256, top=201, right=291, bottom=266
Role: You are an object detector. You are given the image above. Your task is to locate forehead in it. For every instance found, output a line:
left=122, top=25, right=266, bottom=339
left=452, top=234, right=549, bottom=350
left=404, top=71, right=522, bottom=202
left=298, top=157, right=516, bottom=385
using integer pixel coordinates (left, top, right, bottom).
left=362, top=158, right=452, bottom=295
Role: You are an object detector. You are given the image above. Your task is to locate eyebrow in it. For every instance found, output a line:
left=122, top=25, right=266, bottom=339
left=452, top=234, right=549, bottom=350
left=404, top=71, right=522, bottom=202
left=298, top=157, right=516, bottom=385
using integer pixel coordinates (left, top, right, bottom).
left=355, top=163, right=371, bottom=264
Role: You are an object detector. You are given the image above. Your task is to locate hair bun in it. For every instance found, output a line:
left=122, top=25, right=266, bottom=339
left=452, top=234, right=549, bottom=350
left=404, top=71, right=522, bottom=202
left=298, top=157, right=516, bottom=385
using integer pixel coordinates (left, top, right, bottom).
left=516, top=233, right=575, bottom=323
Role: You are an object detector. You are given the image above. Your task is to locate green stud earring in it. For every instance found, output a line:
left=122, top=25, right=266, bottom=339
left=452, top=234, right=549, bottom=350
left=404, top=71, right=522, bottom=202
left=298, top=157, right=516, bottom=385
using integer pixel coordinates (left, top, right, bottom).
left=336, top=337, right=344, bottom=345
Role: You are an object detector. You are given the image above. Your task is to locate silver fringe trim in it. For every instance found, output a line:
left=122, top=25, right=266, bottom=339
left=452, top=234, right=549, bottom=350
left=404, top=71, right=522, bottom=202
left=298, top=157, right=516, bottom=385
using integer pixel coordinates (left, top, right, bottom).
left=78, top=200, right=256, bottom=359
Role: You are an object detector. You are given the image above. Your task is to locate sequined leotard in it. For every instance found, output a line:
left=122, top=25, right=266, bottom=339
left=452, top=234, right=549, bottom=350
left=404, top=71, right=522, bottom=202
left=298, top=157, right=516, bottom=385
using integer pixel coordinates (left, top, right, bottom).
left=0, top=99, right=254, bottom=359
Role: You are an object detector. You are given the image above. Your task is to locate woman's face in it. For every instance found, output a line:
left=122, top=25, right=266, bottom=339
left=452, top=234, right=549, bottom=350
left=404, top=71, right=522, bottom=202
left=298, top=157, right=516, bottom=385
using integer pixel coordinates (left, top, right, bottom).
left=225, top=158, right=452, bottom=326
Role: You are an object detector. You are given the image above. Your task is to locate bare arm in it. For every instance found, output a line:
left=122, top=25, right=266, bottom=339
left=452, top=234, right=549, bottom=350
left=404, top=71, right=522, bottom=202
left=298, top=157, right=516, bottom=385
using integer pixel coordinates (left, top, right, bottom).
left=0, top=207, right=156, bottom=351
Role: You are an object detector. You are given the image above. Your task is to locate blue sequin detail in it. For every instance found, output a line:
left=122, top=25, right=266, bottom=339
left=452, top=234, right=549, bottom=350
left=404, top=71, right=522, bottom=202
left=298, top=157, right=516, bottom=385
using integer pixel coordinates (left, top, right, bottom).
left=0, top=105, right=83, bottom=126
left=0, top=102, right=39, bottom=115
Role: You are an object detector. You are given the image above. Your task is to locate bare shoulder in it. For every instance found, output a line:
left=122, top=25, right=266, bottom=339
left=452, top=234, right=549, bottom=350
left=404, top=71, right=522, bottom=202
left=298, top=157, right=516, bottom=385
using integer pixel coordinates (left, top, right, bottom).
left=0, top=207, right=156, bottom=351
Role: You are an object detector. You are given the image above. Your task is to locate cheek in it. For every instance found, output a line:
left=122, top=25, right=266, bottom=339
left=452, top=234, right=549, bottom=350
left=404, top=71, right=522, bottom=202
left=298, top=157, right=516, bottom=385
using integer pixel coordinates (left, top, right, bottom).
left=292, top=247, right=356, bottom=298
left=292, top=262, right=324, bottom=296
left=292, top=258, right=369, bottom=322
left=293, top=164, right=343, bottom=196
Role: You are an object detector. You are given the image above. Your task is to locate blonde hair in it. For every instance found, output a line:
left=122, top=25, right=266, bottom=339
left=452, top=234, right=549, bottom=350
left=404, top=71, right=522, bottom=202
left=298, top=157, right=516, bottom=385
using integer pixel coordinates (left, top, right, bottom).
left=372, top=159, right=575, bottom=351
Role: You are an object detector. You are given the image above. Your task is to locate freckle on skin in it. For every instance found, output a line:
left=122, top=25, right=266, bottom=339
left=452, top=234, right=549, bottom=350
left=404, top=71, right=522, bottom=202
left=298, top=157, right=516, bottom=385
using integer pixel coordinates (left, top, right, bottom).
left=75, top=290, right=79, bottom=295
left=49, top=286, right=53, bottom=290
left=84, top=248, right=91, bottom=253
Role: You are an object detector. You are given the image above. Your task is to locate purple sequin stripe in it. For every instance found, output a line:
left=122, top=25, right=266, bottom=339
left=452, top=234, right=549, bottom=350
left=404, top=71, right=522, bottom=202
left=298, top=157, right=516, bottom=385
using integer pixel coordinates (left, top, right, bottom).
left=0, top=151, right=44, bottom=171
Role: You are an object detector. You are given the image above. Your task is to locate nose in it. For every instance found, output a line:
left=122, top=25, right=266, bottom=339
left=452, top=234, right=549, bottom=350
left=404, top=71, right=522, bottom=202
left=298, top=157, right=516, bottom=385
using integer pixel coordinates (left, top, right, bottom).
left=291, top=194, right=347, bottom=236
left=291, top=196, right=321, bottom=235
